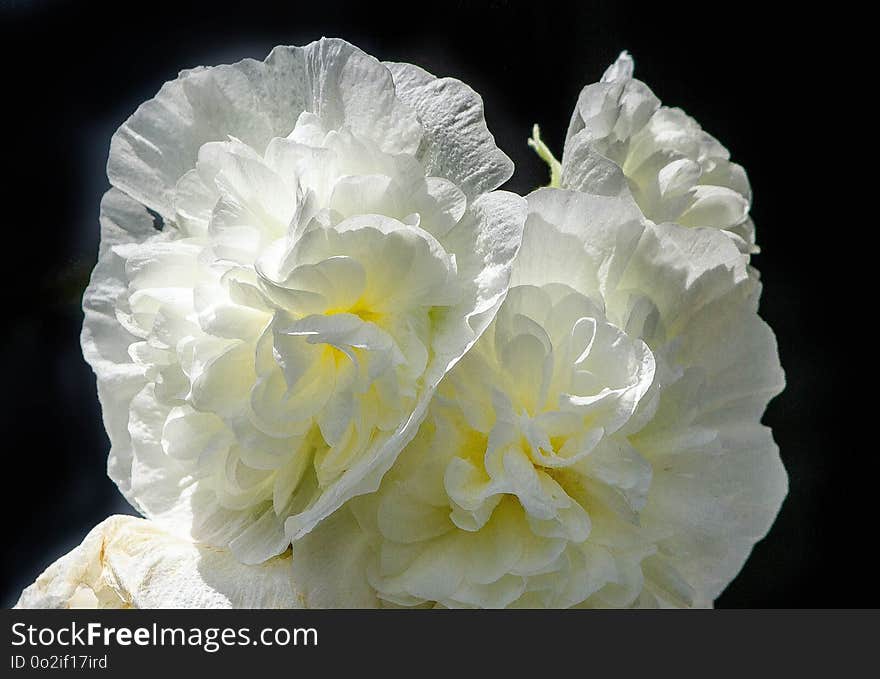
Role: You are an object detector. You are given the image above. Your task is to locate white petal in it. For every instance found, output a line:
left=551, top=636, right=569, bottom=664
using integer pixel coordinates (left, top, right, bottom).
left=15, top=516, right=302, bottom=609
left=386, top=61, right=513, bottom=200
left=601, top=51, right=634, bottom=82
left=289, top=507, right=380, bottom=608
left=615, top=220, right=750, bottom=336
left=109, top=38, right=422, bottom=219
left=560, top=53, right=755, bottom=251
left=515, top=188, right=644, bottom=296
left=284, top=192, right=525, bottom=541
left=440, top=191, right=529, bottom=347
left=81, top=189, right=156, bottom=509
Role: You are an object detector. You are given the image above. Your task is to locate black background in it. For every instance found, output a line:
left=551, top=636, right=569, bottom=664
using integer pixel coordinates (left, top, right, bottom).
left=0, top=0, right=861, bottom=607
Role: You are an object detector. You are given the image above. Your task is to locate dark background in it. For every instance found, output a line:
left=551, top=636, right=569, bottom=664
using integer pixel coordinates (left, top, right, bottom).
left=0, top=0, right=860, bottom=607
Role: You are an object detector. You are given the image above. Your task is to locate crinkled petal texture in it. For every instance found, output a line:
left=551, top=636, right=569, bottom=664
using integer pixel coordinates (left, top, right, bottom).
left=15, top=516, right=301, bottom=609
left=562, top=52, right=756, bottom=253
left=329, top=188, right=785, bottom=608
left=83, top=38, right=525, bottom=565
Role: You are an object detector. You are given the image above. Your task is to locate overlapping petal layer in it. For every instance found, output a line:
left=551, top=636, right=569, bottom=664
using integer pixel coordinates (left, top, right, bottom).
left=560, top=53, right=756, bottom=252
left=83, top=38, right=526, bottom=564
left=15, top=516, right=301, bottom=609
left=308, top=189, right=787, bottom=608
left=60, top=41, right=786, bottom=611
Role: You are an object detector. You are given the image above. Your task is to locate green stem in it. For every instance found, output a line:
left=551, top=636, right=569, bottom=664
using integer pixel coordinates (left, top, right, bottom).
left=528, top=124, right=562, bottom=188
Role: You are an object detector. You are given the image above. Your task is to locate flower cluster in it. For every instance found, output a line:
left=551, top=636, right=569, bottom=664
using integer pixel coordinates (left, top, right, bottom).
left=17, top=42, right=785, bottom=609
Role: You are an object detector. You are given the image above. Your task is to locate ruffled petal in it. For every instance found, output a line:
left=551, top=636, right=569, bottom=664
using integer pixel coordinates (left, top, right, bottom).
left=15, top=516, right=302, bottom=609
left=87, top=39, right=526, bottom=564
left=386, top=62, right=513, bottom=200
left=349, top=187, right=784, bottom=608
left=81, top=189, right=155, bottom=507
left=109, top=38, right=422, bottom=219
left=558, top=52, right=756, bottom=252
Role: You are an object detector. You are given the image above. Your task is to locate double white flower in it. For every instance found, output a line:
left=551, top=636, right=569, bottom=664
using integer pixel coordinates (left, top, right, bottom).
left=17, top=45, right=785, bottom=609
left=327, top=189, right=784, bottom=608
left=533, top=52, right=756, bottom=251
left=79, top=38, right=525, bottom=566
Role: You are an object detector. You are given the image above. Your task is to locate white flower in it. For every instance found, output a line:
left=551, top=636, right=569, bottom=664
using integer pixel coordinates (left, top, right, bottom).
left=532, top=52, right=756, bottom=252
left=302, top=188, right=786, bottom=608
left=15, top=516, right=301, bottom=609
left=83, top=38, right=526, bottom=565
